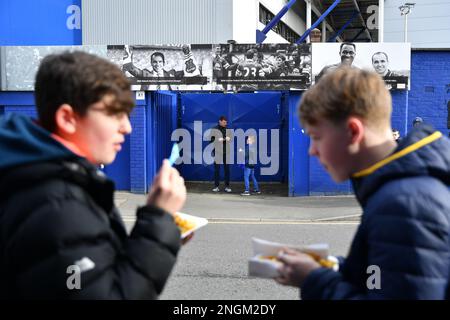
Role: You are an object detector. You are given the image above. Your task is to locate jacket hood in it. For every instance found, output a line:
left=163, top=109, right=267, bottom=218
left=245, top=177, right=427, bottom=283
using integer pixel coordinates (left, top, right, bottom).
left=351, top=124, right=450, bottom=206
left=0, top=113, right=79, bottom=172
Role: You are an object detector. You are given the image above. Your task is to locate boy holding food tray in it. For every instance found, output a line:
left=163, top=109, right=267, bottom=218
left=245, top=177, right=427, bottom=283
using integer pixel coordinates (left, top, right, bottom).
left=275, top=67, right=450, bottom=299
left=0, top=51, right=189, bottom=299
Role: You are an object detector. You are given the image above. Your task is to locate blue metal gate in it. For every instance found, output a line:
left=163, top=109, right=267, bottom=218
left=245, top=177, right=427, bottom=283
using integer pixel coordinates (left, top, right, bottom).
left=288, top=92, right=309, bottom=196
left=147, top=91, right=178, bottom=189
left=178, top=92, right=284, bottom=182
left=104, top=135, right=130, bottom=190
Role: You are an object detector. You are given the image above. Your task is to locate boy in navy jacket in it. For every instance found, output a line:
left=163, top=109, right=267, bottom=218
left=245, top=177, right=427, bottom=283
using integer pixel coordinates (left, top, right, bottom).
left=275, top=67, right=450, bottom=299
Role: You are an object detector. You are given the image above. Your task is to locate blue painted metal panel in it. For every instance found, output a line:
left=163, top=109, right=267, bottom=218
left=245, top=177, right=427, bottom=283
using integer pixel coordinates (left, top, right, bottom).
left=0, top=92, right=37, bottom=118
left=390, top=91, right=408, bottom=137
left=106, top=95, right=147, bottom=192
left=181, top=94, right=230, bottom=123
left=291, top=88, right=352, bottom=195
left=178, top=93, right=229, bottom=182
left=288, top=91, right=352, bottom=196
left=280, top=93, right=289, bottom=184
left=129, top=104, right=147, bottom=193
left=231, top=93, right=280, bottom=123
left=0, top=0, right=82, bottom=45
left=447, top=85, right=450, bottom=138
left=179, top=92, right=284, bottom=182
left=147, top=91, right=178, bottom=189
left=288, top=92, right=309, bottom=196
left=146, top=94, right=155, bottom=189
left=104, top=135, right=130, bottom=190
left=0, top=92, right=35, bottom=105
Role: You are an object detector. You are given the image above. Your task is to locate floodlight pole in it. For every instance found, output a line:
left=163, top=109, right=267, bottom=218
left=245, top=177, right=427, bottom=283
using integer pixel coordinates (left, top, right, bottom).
left=403, top=10, right=408, bottom=42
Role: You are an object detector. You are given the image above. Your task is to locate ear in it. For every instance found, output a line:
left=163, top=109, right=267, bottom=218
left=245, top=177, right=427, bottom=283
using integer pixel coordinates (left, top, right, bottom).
left=54, top=104, right=78, bottom=135
left=347, top=116, right=364, bottom=145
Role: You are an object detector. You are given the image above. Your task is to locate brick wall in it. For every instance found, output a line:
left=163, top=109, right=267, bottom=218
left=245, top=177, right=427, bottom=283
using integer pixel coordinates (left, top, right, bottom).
left=390, top=91, right=408, bottom=136
left=408, top=51, right=450, bottom=136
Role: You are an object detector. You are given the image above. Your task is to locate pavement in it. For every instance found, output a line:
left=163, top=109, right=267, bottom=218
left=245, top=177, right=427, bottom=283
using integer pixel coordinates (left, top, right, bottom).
left=113, top=183, right=362, bottom=299
left=115, top=182, right=362, bottom=229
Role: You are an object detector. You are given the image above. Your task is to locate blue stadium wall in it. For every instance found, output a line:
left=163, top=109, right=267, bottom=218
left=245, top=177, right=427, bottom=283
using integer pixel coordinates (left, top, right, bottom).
left=2, top=2, right=448, bottom=196
left=296, top=50, right=450, bottom=196
left=1, top=51, right=449, bottom=195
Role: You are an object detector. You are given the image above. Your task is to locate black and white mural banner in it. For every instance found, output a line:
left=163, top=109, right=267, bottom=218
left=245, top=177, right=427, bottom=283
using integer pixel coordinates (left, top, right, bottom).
left=211, top=43, right=311, bottom=91
left=312, top=42, right=411, bottom=90
left=107, top=44, right=210, bottom=91
left=0, top=43, right=410, bottom=92
left=107, top=43, right=312, bottom=91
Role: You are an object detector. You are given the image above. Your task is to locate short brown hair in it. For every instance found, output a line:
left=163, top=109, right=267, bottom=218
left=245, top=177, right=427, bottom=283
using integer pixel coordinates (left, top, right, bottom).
left=299, top=67, right=391, bottom=129
left=35, top=51, right=134, bottom=132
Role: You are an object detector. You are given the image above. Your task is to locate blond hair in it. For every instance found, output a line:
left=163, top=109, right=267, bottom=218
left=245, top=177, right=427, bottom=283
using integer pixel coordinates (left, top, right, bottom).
left=299, top=67, right=392, bottom=130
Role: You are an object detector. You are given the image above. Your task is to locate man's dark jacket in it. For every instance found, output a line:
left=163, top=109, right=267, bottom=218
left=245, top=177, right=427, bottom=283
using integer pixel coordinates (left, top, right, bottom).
left=0, top=113, right=181, bottom=299
left=302, top=125, right=450, bottom=299
left=210, top=124, right=233, bottom=158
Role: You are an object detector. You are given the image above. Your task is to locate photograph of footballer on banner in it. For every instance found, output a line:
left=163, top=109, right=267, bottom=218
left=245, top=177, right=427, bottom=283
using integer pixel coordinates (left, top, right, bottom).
left=107, top=44, right=211, bottom=91
left=312, top=42, right=410, bottom=90
left=212, top=43, right=311, bottom=91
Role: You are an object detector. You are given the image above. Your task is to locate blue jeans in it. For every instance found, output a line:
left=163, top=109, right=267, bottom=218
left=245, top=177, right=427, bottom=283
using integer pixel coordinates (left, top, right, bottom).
left=244, top=167, right=259, bottom=192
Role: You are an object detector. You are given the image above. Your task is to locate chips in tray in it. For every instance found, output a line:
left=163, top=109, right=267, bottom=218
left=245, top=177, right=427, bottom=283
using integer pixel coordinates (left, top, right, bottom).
left=174, top=212, right=208, bottom=239
left=248, top=237, right=338, bottom=278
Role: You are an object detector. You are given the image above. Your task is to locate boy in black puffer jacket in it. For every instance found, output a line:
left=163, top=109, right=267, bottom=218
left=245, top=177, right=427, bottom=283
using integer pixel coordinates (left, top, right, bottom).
left=0, top=51, right=187, bottom=299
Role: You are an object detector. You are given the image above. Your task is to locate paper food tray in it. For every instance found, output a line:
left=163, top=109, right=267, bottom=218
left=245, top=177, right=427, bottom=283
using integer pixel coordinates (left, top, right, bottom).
left=248, top=254, right=282, bottom=279
left=175, top=212, right=208, bottom=239
left=248, top=237, right=331, bottom=278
